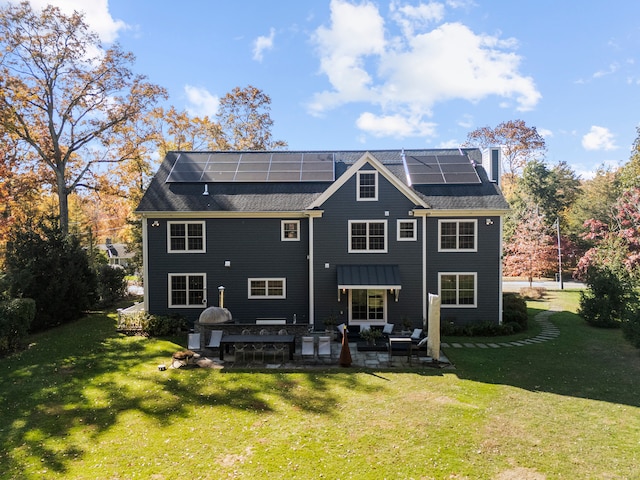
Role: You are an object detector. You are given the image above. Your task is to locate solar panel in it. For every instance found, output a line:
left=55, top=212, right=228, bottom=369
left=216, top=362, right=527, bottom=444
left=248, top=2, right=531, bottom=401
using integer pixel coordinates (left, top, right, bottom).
left=165, top=152, right=335, bottom=183
left=405, top=154, right=480, bottom=185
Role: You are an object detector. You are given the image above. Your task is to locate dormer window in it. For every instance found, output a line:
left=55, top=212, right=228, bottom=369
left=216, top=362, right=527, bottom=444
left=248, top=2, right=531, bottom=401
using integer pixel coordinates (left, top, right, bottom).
left=357, top=171, right=378, bottom=201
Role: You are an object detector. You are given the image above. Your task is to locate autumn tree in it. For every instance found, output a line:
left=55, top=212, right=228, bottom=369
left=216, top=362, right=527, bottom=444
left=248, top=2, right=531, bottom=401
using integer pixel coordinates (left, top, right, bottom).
left=217, top=85, right=287, bottom=150
left=0, top=2, right=166, bottom=236
left=463, top=119, right=546, bottom=191
left=0, top=131, right=42, bottom=250
left=503, top=207, right=558, bottom=285
left=617, top=126, right=640, bottom=190
left=575, top=187, right=640, bottom=281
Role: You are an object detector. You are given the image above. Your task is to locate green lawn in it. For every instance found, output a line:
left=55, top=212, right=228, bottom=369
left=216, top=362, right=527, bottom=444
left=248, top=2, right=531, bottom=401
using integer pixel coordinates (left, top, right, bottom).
left=1, top=291, right=639, bottom=479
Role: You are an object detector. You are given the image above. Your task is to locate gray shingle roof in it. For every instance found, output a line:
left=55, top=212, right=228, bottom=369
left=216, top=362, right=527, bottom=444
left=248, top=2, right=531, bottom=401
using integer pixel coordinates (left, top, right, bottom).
left=135, top=149, right=509, bottom=213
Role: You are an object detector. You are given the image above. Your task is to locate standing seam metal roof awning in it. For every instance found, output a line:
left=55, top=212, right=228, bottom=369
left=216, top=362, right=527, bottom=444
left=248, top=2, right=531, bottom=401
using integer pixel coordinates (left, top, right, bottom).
left=337, top=265, right=402, bottom=289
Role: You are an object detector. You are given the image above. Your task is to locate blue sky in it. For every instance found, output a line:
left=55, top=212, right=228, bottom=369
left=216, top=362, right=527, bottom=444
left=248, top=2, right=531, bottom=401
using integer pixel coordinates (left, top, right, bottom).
left=8, top=0, right=640, bottom=178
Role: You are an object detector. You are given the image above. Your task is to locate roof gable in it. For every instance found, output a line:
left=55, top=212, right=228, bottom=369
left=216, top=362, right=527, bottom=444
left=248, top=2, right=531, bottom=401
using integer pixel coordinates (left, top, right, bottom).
left=306, top=152, right=429, bottom=209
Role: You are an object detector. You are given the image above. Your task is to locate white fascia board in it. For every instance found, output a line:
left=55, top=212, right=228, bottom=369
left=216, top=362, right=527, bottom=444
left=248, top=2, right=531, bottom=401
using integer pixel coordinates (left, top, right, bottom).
left=411, top=208, right=510, bottom=217
left=135, top=210, right=319, bottom=219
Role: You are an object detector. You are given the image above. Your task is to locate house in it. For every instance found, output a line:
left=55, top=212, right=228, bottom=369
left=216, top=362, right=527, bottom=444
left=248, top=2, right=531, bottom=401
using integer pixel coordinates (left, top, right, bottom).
left=135, top=148, right=509, bottom=331
left=98, top=240, right=134, bottom=269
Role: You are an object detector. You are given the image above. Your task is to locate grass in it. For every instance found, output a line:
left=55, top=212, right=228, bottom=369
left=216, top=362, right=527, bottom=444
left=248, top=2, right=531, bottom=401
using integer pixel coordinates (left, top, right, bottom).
left=1, top=291, right=639, bottom=479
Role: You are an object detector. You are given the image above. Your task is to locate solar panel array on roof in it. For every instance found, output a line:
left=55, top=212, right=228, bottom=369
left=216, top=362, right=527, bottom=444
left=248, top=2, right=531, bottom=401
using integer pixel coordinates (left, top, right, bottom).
left=404, top=154, right=481, bottom=185
left=165, top=152, right=335, bottom=183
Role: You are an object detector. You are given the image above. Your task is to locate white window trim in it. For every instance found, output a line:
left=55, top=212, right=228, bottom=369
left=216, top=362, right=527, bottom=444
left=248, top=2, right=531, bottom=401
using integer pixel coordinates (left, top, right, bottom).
left=356, top=171, right=378, bottom=201
left=248, top=278, right=287, bottom=299
left=281, top=220, right=300, bottom=241
left=438, top=219, right=477, bottom=252
left=438, top=272, right=477, bottom=308
left=348, top=289, right=387, bottom=325
left=348, top=220, right=388, bottom=253
left=168, top=273, right=207, bottom=308
left=167, top=221, right=206, bottom=253
left=397, top=219, right=417, bottom=241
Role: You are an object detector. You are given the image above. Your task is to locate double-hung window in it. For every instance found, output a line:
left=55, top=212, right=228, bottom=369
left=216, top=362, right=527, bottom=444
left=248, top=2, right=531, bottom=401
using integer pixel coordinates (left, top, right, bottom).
left=438, top=220, right=477, bottom=252
left=349, top=220, right=387, bottom=253
left=281, top=220, right=300, bottom=241
left=248, top=278, right=286, bottom=299
left=169, top=273, right=206, bottom=307
left=439, top=273, right=476, bottom=307
left=168, top=221, right=206, bottom=253
left=397, top=219, right=417, bottom=241
left=357, top=171, right=378, bottom=201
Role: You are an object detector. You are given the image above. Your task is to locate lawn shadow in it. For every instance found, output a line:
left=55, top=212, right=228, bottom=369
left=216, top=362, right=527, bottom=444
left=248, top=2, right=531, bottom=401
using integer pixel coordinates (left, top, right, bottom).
left=0, top=310, right=404, bottom=476
left=444, top=306, right=640, bottom=409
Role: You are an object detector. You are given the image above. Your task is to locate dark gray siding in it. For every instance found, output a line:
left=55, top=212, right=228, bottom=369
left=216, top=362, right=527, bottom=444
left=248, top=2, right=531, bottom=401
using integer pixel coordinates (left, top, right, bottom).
left=312, top=166, right=425, bottom=330
left=146, top=217, right=309, bottom=323
left=425, top=216, right=502, bottom=325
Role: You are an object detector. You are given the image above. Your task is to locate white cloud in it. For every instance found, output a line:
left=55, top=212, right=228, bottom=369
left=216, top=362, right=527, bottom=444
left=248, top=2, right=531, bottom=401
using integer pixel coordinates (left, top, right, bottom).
left=356, top=112, right=437, bottom=138
left=184, top=85, right=220, bottom=118
left=308, top=0, right=541, bottom=139
left=390, top=0, right=445, bottom=37
left=437, top=139, right=463, bottom=148
left=7, top=0, right=128, bottom=43
left=537, top=128, right=553, bottom=139
left=253, top=28, right=275, bottom=62
left=457, top=114, right=473, bottom=129
left=593, top=62, right=619, bottom=78
left=582, top=126, right=617, bottom=151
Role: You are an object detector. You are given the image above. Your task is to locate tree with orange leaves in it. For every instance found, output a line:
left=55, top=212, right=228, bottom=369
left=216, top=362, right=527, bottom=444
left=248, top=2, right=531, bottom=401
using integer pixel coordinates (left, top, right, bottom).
left=0, top=2, right=166, bottom=236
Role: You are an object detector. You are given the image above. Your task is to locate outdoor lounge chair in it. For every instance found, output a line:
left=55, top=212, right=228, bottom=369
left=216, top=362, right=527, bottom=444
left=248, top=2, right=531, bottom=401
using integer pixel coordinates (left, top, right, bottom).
left=410, top=328, right=423, bottom=342
left=317, top=336, right=331, bottom=357
left=207, top=330, right=223, bottom=349
left=187, top=333, right=201, bottom=351
left=301, top=336, right=315, bottom=359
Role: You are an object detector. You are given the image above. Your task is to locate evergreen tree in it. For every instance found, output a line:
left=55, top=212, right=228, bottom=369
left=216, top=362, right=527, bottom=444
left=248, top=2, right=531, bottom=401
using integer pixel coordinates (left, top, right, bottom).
left=5, top=218, right=97, bottom=331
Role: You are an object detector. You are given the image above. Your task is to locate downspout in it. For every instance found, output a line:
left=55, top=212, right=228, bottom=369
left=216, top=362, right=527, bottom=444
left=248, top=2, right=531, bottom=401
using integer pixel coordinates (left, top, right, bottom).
left=142, top=216, right=149, bottom=313
left=422, top=214, right=428, bottom=324
left=498, top=216, right=504, bottom=325
left=308, top=215, right=315, bottom=328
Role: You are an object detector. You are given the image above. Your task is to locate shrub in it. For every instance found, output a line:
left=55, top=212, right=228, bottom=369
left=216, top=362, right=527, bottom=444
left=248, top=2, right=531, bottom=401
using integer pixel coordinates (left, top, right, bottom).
left=503, top=293, right=528, bottom=330
left=0, top=298, right=36, bottom=356
left=95, top=265, right=127, bottom=308
left=143, top=314, right=187, bottom=337
left=519, top=287, right=546, bottom=300
left=441, top=321, right=515, bottom=337
left=440, top=293, right=528, bottom=337
left=622, top=307, right=640, bottom=349
left=578, top=266, right=636, bottom=328
left=4, top=218, right=97, bottom=331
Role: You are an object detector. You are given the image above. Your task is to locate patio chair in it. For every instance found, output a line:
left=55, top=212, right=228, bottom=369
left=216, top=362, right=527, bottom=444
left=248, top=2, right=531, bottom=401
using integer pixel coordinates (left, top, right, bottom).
left=187, top=333, right=201, bottom=351
left=273, top=328, right=289, bottom=362
left=234, top=329, right=251, bottom=362
left=317, top=336, right=331, bottom=357
left=410, top=328, right=423, bottom=342
left=252, top=329, right=268, bottom=362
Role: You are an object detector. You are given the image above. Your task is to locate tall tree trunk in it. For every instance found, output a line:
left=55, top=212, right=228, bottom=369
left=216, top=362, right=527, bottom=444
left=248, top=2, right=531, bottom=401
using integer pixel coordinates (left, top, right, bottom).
left=56, top=172, right=69, bottom=237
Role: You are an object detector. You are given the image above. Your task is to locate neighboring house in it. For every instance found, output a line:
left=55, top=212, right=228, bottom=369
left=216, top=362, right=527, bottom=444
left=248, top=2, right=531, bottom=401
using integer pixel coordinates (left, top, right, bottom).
left=98, top=241, right=134, bottom=269
left=135, top=148, right=509, bottom=330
